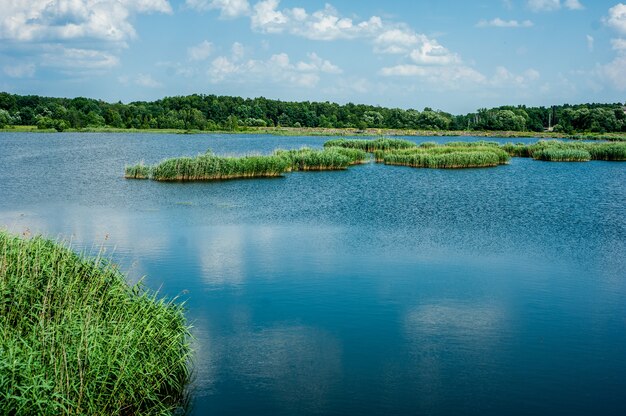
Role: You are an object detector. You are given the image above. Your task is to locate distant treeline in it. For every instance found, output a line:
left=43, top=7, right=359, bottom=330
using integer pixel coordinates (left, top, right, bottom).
left=1, top=92, right=625, bottom=133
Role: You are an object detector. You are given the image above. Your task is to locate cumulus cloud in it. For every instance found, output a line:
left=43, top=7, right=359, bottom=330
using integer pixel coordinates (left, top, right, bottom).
left=605, top=3, right=626, bottom=35
left=611, top=37, right=626, bottom=51
left=587, top=34, right=594, bottom=51
left=0, top=0, right=171, bottom=42
left=188, top=40, right=214, bottom=61
left=527, top=0, right=583, bottom=12
left=249, top=1, right=383, bottom=40
left=207, top=47, right=341, bottom=88
left=476, top=18, right=534, bottom=28
left=186, top=0, right=250, bottom=18
left=600, top=55, right=626, bottom=90
left=0, top=0, right=171, bottom=74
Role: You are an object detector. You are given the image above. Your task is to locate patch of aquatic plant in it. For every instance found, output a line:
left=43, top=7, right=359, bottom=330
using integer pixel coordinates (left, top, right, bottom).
left=443, top=140, right=500, bottom=148
left=274, top=148, right=351, bottom=171
left=383, top=150, right=502, bottom=169
left=150, top=153, right=290, bottom=181
left=0, top=230, right=191, bottom=415
left=532, top=148, right=592, bottom=162
left=124, top=162, right=152, bottom=179
left=375, top=143, right=510, bottom=166
left=324, top=137, right=417, bottom=152
left=500, top=141, right=626, bottom=161
left=325, top=146, right=369, bottom=164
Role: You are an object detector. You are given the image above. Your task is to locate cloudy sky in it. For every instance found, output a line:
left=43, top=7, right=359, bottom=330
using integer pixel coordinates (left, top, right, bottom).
left=1, top=0, right=625, bottom=113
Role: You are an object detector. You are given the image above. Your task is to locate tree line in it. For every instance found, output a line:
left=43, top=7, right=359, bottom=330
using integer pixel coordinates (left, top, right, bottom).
left=0, top=92, right=624, bottom=133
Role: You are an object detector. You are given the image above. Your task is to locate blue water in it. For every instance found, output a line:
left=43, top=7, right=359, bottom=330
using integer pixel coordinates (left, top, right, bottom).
left=1, top=132, right=625, bottom=415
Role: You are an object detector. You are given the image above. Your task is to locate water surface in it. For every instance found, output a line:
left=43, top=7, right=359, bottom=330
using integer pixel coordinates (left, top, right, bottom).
left=1, top=133, right=625, bottom=415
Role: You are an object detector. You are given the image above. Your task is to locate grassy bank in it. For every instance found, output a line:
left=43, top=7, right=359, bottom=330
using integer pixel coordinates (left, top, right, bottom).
left=0, top=230, right=191, bottom=415
left=3, top=125, right=625, bottom=141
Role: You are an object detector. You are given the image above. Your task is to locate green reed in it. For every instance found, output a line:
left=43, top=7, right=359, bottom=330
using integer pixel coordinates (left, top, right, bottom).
left=383, top=150, right=501, bottom=169
left=0, top=230, right=191, bottom=416
left=274, top=148, right=351, bottom=171
left=150, top=153, right=290, bottom=181
left=323, top=137, right=417, bottom=152
left=124, top=163, right=152, bottom=179
left=532, top=148, right=592, bottom=162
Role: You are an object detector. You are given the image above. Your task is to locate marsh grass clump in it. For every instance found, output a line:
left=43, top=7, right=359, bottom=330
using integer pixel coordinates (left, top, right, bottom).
left=383, top=150, right=501, bottom=169
left=150, top=153, right=290, bottom=181
left=375, top=142, right=510, bottom=167
left=586, top=142, right=626, bottom=161
left=532, top=148, right=591, bottom=162
left=274, top=148, right=351, bottom=171
left=324, top=137, right=417, bottom=152
left=499, top=141, right=626, bottom=161
left=124, top=163, right=152, bottom=179
left=0, top=230, right=191, bottom=415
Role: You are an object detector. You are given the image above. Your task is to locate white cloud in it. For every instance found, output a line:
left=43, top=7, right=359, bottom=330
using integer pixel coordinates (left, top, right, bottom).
left=527, top=0, right=583, bottom=12
left=528, top=0, right=561, bottom=12
left=186, top=0, right=250, bottom=18
left=409, top=39, right=460, bottom=66
left=188, top=40, right=214, bottom=61
left=605, top=3, right=626, bottom=35
left=380, top=64, right=541, bottom=92
left=250, top=1, right=382, bottom=40
left=41, top=47, right=119, bottom=71
left=611, top=37, right=626, bottom=51
left=207, top=50, right=341, bottom=87
left=0, top=0, right=172, bottom=42
left=380, top=65, right=487, bottom=89
left=563, top=0, right=584, bottom=10
left=374, top=28, right=421, bottom=54
left=3, top=63, right=36, bottom=78
left=119, top=73, right=163, bottom=88
left=587, top=34, right=594, bottom=51
left=232, top=42, right=245, bottom=61
left=476, top=18, right=534, bottom=28
left=491, top=66, right=540, bottom=87
left=601, top=55, right=626, bottom=90
left=135, top=73, right=162, bottom=88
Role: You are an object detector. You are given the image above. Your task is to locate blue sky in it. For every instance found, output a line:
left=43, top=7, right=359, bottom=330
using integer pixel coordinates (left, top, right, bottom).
left=1, top=0, right=625, bottom=113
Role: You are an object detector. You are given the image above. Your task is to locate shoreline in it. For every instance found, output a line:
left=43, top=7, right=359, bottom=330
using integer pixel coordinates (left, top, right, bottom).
left=1, top=125, right=625, bottom=141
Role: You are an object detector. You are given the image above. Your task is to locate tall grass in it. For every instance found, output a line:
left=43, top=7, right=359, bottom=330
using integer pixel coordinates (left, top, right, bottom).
left=324, top=137, right=417, bottom=152
left=0, top=230, right=191, bottom=415
left=532, top=148, right=591, bottom=162
left=150, top=153, right=290, bottom=181
left=500, top=141, right=626, bottom=161
left=274, top=148, right=351, bottom=171
left=383, top=150, right=501, bottom=169
left=124, top=163, right=152, bottom=179
left=375, top=142, right=510, bottom=168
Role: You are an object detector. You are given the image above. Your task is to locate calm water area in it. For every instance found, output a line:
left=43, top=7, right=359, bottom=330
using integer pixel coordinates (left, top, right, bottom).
left=1, top=132, right=625, bottom=415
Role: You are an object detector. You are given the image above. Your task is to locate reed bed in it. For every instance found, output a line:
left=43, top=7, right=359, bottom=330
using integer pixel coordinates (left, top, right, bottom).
left=532, top=148, right=591, bottom=162
left=124, top=163, right=152, bottom=179
left=0, top=230, right=191, bottom=415
left=374, top=142, right=510, bottom=167
left=274, top=148, right=351, bottom=171
left=323, top=137, right=417, bottom=152
left=150, top=154, right=290, bottom=181
left=383, top=150, right=501, bottom=169
left=500, top=141, right=626, bottom=161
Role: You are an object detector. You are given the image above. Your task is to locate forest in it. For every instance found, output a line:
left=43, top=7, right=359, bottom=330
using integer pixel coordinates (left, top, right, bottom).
left=0, top=91, right=625, bottom=134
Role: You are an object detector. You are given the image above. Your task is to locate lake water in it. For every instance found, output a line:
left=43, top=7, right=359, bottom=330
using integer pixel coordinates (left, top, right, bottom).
left=1, top=132, right=625, bottom=415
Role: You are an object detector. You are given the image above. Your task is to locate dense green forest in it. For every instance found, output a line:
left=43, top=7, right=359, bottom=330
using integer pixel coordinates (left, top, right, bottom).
left=0, top=91, right=625, bottom=133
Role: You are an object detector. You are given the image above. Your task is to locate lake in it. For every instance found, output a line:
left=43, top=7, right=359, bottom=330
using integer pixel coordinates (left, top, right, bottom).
left=1, top=132, right=625, bottom=415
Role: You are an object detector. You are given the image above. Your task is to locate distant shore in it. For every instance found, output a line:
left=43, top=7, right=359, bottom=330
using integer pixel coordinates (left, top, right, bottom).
left=1, top=125, right=625, bottom=141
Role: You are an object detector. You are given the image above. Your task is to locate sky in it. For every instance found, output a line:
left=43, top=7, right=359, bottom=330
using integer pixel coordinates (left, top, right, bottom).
left=1, top=0, right=625, bottom=113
